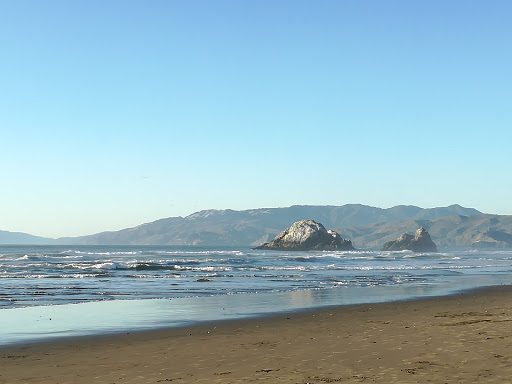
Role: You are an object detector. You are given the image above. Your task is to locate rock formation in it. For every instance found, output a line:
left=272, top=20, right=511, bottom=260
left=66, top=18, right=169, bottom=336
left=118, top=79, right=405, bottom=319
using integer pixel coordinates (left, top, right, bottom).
left=255, top=219, right=354, bottom=251
left=381, top=227, right=437, bottom=252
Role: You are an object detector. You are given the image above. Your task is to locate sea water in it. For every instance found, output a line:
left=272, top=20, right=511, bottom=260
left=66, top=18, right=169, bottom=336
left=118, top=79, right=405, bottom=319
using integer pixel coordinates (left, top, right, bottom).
left=1, top=245, right=512, bottom=345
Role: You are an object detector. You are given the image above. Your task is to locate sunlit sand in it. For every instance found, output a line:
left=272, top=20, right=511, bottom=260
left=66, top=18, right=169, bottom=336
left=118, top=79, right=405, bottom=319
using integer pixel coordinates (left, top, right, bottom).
left=2, top=286, right=512, bottom=383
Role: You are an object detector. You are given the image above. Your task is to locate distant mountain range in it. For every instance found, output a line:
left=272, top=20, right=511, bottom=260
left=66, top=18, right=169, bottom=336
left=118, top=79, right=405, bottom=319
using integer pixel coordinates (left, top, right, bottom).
left=57, top=204, right=481, bottom=247
left=0, top=230, right=55, bottom=245
left=4, top=203, right=511, bottom=249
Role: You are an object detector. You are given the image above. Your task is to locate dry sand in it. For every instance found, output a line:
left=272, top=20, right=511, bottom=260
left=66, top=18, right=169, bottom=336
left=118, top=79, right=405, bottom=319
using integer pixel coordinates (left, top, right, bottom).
left=2, top=286, right=512, bottom=383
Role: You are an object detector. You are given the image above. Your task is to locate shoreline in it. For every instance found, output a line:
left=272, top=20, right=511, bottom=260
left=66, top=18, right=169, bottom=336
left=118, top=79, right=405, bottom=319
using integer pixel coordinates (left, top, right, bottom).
left=2, top=275, right=509, bottom=347
left=2, top=285, right=512, bottom=383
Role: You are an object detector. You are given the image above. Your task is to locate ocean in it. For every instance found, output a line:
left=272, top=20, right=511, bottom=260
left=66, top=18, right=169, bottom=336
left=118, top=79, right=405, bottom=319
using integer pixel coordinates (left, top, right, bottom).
left=1, top=245, right=512, bottom=345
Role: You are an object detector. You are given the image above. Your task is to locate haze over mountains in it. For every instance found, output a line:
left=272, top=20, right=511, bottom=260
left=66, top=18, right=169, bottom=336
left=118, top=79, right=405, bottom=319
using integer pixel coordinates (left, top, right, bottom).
left=3, top=204, right=512, bottom=249
left=0, top=230, right=54, bottom=245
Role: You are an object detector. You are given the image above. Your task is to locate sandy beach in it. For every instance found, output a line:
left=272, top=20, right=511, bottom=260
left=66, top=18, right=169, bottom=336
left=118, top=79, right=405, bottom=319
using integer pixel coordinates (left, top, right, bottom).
left=2, top=286, right=512, bottom=383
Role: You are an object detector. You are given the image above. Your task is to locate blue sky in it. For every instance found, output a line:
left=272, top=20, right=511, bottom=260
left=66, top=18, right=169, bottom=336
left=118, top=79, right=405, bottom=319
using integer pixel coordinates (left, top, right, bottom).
left=1, top=0, right=511, bottom=238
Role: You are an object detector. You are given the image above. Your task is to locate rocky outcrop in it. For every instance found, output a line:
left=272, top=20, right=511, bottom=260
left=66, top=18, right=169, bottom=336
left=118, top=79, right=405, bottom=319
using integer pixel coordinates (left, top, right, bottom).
left=381, top=227, right=437, bottom=252
left=255, top=219, right=354, bottom=251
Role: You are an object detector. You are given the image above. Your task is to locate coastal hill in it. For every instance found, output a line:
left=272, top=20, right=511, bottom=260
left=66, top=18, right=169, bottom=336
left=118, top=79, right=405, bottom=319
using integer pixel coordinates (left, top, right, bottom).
left=0, top=230, right=55, bottom=245
left=56, top=204, right=481, bottom=247
left=339, top=213, right=512, bottom=249
left=3, top=204, right=512, bottom=249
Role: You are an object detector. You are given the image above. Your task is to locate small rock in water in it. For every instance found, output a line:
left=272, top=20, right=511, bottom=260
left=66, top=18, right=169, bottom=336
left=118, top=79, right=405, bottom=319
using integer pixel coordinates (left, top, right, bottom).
left=381, top=227, right=437, bottom=252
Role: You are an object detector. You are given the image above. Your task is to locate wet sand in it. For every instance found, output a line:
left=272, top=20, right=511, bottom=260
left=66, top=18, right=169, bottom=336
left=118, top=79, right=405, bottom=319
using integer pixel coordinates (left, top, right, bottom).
left=2, top=285, right=512, bottom=383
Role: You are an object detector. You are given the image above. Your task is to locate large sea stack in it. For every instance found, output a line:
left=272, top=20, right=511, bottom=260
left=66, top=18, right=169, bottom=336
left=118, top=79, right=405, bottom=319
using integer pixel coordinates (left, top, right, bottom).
left=255, top=219, right=354, bottom=251
left=381, top=227, right=437, bottom=252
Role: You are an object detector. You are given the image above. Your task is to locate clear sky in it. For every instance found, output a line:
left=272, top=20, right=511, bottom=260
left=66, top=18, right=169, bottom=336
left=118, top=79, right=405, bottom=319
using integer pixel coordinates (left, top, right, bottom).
left=1, top=0, right=511, bottom=238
